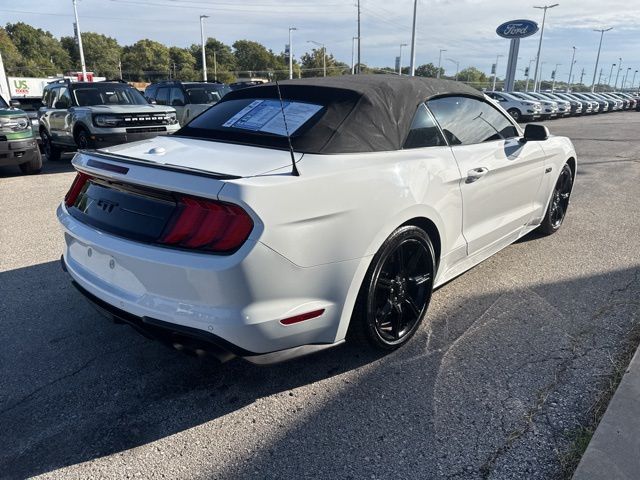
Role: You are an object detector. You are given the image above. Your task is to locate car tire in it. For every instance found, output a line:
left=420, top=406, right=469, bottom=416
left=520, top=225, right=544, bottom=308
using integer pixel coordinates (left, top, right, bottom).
left=507, top=108, right=521, bottom=122
left=539, top=163, right=573, bottom=235
left=18, top=149, right=43, bottom=175
left=349, top=225, right=435, bottom=351
left=41, top=129, right=62, bottom=162
left=75, top=128, right=94, bottom=150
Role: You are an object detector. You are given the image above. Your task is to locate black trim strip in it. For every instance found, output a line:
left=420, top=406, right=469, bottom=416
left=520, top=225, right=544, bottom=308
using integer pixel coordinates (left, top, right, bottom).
left=87, top=158, right=130, bottom=174
left=80, top=150, right=242, bottom=180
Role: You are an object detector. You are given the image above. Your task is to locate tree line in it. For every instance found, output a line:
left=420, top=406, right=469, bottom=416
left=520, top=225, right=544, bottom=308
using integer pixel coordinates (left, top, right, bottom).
left=0, top=21, right=596, bottom=92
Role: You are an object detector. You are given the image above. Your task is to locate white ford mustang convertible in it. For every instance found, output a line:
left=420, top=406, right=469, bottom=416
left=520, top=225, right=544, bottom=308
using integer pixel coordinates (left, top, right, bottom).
left=58, top=76, right=576, bottom=364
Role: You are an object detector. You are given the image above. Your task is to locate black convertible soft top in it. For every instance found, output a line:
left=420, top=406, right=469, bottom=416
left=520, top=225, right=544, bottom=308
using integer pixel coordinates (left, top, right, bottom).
left=178, top=75, right=484, bottom=154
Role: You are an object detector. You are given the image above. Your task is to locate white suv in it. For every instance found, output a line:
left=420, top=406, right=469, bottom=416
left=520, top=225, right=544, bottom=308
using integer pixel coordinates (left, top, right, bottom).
left=485, top=91, right=542, bottom=122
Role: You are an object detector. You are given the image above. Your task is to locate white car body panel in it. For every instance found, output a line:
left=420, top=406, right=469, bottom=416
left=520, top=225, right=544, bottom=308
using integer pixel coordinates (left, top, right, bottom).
left=58, top=95, right=577, bottom=363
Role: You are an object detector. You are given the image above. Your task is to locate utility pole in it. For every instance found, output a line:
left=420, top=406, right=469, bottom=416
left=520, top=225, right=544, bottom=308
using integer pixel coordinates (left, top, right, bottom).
left=118, top=59, right=122, bottom=79
left=288, top=27, right=297, bottom=80
left=631, top=70, right=638, bottom=91
left=398, top=43, right=408, bottom=75
left=447, top=58, right=459, bottom=81
left=437, top=49, right=446, bottom=78
left=532, top=4, right=559, bottom=93
left=357, top=0, right=361, bottom=74
left=492, top=54, right=504, bottom=90
left=72, top=0, right=87, bottom=80
left=551, top=63, right=560, bottom=91
left=200, top=15, right=209, bottom=81
left=214, top=51, right=217, bottom=81
left=579, top=68, right=585, bottom=85
left=591, top=27, right=612, bottom=92
left=596, top=68, right=603, bottom=91
left=351, top=37, right=357, bottom=75
left=614, top=57, right=622, bottom=89
left=525, top=58, right=535, bottom=91
left=409, top=0, right=418, bottom=75
left=567, top=46, right=576, bottom=89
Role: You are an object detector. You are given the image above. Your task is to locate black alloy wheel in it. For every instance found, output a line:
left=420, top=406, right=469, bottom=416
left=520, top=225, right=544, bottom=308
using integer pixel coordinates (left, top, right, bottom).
left=507, top=108, right=521, bottom=122
left=350, top=226, right=435, bottom=350
left=539, top=163, right=573, bottom=235
left=76, top=129, right=94, bottom=150
left=41, top=129, right=61, bottom=161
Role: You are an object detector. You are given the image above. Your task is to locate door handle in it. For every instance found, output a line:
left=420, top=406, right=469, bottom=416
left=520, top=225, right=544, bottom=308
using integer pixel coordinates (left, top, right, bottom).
left=466, top=167, right=489, bottom=183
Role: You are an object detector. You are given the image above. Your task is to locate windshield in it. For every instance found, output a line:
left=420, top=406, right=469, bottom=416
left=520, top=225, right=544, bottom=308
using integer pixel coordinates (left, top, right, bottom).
left=185, top=84, right=232, bottom=105
left=0, top=96, right=8, bottom=108
left=73, top=84, right=148, bottom=106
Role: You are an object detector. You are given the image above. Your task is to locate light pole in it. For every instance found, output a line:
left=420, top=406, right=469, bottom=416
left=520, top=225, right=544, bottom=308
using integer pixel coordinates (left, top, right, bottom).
left=608, top=63, right=616, bottom=86
left=551, top=63, right=561, bottom=91
left=213, top=51, right=217, bottom=81
left=437, top=49, right=446, bottom=79
left=492, top=54, right=504, bottom=90
left=199, top=15, right=209, bottom=81
left=288, top=27, right=297, bottom=80
left=614, top=57, right=622, bottom=89
left=538, top=61, right=546, bottom=90
left=532, top=4, right=559, bottom=93
left=567, top=46, right=576, bottom=89
left=351, top=37, right=357, bottom=74
left=631, top=70, right=638, bottom=90
left=72, top=0, right=87, bottom=80
left=590, top=27, right=613, bottom=92
left=446, top=58, right=459, bottom=81
left=307, top=40, right=326, bottom=77
left=409, top=0, right=418, bottom=75
left=622, top=67, right=631, bottom=89
left=525, top=58, right=535, bottom=91
left=398, top=43, right=408, bottom=75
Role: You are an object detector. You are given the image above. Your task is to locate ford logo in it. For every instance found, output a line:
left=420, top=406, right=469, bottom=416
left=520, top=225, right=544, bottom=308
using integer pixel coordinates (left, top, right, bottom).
left=496, top=19, right=539, bottom=39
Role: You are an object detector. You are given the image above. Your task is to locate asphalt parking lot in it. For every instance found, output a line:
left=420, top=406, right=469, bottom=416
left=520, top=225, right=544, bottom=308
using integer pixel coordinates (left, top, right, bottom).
left=1, top=112, right=639, bottom=480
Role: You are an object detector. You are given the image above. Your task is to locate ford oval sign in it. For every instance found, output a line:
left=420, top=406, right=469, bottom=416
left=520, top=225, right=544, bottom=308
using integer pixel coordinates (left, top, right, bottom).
left=496, top=19, right=539, bottom=39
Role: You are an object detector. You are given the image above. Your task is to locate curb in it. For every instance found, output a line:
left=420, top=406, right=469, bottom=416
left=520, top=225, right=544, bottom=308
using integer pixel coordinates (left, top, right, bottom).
left=572, top=344, right=640, bottom=480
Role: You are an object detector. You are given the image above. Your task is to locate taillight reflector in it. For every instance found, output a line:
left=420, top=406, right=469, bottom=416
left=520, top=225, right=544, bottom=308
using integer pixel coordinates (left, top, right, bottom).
left=64, top=172, right=92, bottom=207
left=159, top=195, right=253, bottom=253
left=279, top=309, right=325, bottom=326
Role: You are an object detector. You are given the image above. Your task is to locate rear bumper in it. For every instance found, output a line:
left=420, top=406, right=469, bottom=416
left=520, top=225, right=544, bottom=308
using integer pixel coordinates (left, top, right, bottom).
left=58, top=204, right=357, bottom=362
left=92, top=129, right=172, bottom=149
left=0, top=138, right=39, bottom=166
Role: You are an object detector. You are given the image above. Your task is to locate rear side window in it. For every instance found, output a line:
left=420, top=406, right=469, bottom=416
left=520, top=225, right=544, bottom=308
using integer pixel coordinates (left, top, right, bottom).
left=169, top=87, right=186, bottom=106
left=403, top=103, right=446, bottom=149
left=427, top=96, right=518, bottom=145
left=156, top=87, right=170, bottom=106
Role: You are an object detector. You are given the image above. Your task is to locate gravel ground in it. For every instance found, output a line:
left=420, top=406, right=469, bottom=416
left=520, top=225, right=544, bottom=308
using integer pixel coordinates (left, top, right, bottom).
left=1, top=112, right=639, bottom=480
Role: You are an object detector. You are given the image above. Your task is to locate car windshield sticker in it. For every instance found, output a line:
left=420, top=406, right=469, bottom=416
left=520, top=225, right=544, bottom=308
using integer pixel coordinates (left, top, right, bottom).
left=222, top=99, right=322, bottom=136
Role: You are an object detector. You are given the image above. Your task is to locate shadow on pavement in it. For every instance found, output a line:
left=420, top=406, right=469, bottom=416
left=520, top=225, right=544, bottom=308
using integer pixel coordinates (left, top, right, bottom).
left=1, top=258, right=638, bottom=479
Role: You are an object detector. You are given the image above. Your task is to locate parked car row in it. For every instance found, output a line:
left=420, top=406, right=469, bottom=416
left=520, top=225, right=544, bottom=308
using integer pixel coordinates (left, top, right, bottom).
left=486, top=90, right=640, bottom=122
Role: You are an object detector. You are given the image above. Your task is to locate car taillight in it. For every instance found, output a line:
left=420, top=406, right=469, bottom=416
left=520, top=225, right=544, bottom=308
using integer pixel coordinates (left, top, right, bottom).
left=64, top=172, right=92, bottom=207
left=159, top=195, right=253, bottom=253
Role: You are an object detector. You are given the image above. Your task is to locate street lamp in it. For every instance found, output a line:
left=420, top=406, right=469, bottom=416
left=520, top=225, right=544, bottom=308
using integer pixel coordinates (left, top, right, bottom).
left=532, top=4, right=559, bottom=92
left=525, top=57, right=535, bottom=91
left=398, top=43, right=408, bottom=75
left=608, top=63, right=616, bottom=86
left=409, top=0, right=418, bottom=75
left=551, top=63, right=561, bottom=91
left=446, top=58, right=459, bottom=81
left=614, top=57, right=622, bottom=89
left=492, top=54, right=504, bottom=90
left=622, top=67, right=631, bottom=89
left=631, top=70, right=638, bottom=90
left=288, top=27, right=297, bottom=80
left=307, top=40, right=326, bottom=77
left=437, top=49, right=447, bottom=79
left=591, top=27, right=613, bottom=92
left=72, top=0, right=87, bottom=80
left=199, top=15, right=209, bottom=82
left=351, top=37, right=358, bottom=75
left=567, top=46, right=576, bottom=89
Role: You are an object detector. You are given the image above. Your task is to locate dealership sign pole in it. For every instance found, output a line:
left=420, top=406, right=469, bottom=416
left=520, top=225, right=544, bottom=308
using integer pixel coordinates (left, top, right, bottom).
left=496, top=19, right=539, bottom=92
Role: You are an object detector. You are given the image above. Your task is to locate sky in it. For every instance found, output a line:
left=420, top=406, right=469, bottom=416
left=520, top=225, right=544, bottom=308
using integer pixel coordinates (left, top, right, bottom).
left=1, top=0, right=640, bottom=84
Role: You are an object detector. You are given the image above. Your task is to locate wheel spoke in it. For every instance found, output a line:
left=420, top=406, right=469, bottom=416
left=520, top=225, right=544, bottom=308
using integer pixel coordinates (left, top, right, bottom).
left=391, top=302, right=403, bottom=339
left=376, top=277, right=392, bottom=290
left=403, top=297, right=421, bottom=319
left=408, top=273, right=431, bottom=285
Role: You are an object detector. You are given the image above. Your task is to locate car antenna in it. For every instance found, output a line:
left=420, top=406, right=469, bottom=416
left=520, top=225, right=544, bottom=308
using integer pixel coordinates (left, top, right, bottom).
left=273, top=77, right=299, bottom=177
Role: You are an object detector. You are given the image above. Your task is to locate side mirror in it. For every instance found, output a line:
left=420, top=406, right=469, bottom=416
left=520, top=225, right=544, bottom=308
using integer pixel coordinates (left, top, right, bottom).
left=523, top=124, right=549, bottom=142
left=9, top=99, right=20, bottom=108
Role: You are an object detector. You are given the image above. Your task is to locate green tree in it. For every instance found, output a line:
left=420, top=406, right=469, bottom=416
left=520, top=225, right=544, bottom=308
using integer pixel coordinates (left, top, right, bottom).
left=169, top=46, right=197, bottom=81
left=415, top=63, right=443, bottom=78
left=233, top=40, right=283, bottom=77
left=457, top=66, right=488, bottom=84
left=189, top=38, right=236, bottom=83
left=121, top=39, right=170, bottom=81
left=299, top=48, right=346, bottom=77
left=0, top=27, right=26, bottom=76
left=61, top=32, right=122, bottom=78
left=6, top=22, right=70, bottom=75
